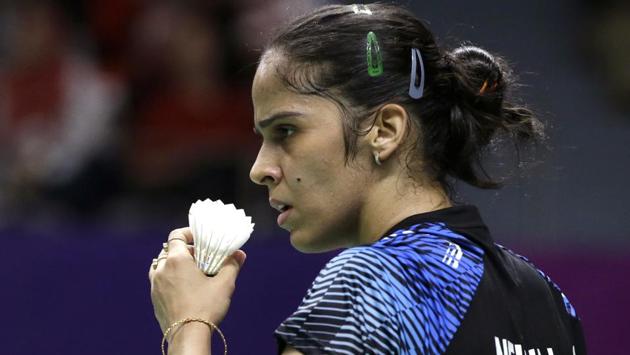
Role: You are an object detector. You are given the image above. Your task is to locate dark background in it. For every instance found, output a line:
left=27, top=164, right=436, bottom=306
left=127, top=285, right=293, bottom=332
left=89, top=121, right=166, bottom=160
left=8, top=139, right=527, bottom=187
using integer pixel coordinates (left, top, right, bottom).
left=1, top=0, right=628, bottom=354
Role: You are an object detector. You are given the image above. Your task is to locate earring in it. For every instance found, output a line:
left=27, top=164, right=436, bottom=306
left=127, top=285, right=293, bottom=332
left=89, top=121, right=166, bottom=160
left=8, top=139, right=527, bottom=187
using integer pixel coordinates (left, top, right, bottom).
left=374, top=152, right=382, bottom=166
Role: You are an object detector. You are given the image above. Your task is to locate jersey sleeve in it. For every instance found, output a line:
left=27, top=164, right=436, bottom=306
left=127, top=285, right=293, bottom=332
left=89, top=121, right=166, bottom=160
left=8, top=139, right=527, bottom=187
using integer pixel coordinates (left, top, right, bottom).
left=274, top=247, right=401, bottom=354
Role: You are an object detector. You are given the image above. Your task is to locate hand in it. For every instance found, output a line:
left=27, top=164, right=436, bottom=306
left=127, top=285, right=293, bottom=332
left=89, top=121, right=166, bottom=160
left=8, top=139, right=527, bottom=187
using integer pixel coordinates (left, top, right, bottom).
left=148, top=228, right=246, bottom=333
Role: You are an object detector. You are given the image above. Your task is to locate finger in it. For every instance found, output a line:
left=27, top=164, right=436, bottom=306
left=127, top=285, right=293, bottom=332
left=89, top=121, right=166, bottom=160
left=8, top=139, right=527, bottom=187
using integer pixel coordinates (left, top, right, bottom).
left=168, top=227, right=193, bottom=244
left=148, top=257, right=159, bottom=280
left=164, top=240, right=194, bottom=256
left=167, top=228, right=195, bottom=259
left=231, top=250, right=247, bottom=267
left=214, top=250, right=247, bottom=283
left=148, top=260, right=155, bottom=280
left=148, top=248, right=169, bottom=280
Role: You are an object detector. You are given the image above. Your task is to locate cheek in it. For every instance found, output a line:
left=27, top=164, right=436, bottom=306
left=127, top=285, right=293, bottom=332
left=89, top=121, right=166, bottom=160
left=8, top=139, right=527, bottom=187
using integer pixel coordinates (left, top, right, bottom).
left=286, top=136, right=345, bottom=188
left=286, top=128, right=368, bottom=211
left=291, top=180, right=364, bottom=252
left=294, top=158, right=366, bottom=224
left=292, top=156, right=342, bottom=194
left=289, top=139, right=368, bottom=205
left=285, top=145, right=370, bottom=250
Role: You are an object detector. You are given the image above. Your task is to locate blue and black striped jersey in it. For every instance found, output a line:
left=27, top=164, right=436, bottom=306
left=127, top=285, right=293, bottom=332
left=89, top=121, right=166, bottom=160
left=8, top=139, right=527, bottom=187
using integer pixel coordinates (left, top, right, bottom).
left=275, top=205, right=586, bottom=354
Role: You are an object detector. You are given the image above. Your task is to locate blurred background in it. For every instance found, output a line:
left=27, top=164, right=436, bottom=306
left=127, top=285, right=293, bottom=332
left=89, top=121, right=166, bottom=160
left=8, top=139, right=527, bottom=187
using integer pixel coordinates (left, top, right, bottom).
left=0, top=0, right=628, bottom=354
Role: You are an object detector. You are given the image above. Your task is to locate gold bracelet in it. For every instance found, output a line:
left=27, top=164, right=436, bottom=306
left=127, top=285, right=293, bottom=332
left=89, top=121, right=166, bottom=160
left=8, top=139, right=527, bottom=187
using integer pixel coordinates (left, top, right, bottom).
left=161, top=317, right=227, bottom=355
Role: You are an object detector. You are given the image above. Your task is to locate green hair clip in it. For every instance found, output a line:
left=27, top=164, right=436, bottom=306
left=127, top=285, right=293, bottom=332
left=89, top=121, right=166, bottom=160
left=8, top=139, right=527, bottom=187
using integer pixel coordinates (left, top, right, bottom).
left=366, top=31, right=383, bottom=77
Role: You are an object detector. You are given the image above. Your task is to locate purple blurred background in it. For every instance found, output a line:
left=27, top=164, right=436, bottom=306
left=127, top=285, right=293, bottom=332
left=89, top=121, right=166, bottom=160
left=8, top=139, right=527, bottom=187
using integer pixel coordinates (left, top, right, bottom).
left=1, top=0, right=628, bottom=354
left=2, top=227, right=629, bottom=354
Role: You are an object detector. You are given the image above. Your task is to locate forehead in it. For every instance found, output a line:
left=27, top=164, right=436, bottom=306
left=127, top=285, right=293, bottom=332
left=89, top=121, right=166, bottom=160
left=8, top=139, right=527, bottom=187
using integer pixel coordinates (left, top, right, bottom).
left=251, top=52, right=292, bottom=110
left=251, top=51, right=338, bottom=124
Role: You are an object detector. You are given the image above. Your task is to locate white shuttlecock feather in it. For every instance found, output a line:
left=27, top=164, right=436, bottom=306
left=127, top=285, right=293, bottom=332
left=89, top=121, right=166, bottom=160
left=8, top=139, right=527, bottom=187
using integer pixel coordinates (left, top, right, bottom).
left=188, top=199, right=254, bottom=276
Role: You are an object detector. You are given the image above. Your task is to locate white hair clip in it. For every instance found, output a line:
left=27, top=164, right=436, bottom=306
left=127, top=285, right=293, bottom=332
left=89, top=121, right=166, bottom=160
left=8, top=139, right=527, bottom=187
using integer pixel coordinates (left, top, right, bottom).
left=352, top=4, right=372, bottom=15
left=409, top=48, right=425, bottom=99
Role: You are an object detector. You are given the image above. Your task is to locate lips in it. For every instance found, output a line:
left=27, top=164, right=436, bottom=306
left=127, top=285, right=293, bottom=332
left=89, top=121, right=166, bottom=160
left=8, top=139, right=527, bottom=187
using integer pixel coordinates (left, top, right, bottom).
left=270, top=198, right=293, bottom=227
left=270, top=199, right=290, bottom=212
left=277, top=207, right=292, bottom=226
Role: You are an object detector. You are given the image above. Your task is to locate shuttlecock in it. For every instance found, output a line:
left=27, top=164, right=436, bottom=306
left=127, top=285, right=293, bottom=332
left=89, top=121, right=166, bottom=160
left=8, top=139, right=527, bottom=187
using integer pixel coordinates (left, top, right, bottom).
left=188, top=198, right=254, bottom=276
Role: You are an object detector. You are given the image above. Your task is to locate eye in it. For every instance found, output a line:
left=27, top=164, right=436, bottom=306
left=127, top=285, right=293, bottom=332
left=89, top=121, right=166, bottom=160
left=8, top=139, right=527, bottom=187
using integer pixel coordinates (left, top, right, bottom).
left=275, top=125, right=296, bottom=139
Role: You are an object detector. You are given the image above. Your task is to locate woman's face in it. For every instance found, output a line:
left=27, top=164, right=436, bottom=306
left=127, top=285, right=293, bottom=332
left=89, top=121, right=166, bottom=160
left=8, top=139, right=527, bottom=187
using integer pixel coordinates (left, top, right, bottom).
left=249, top=54, right=373, bottom=253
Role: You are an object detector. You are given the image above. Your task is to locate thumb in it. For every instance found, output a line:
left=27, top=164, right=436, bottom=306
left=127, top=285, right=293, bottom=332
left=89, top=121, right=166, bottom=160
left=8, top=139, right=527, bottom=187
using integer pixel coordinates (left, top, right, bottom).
left=215, top=250, right=247, bottom=282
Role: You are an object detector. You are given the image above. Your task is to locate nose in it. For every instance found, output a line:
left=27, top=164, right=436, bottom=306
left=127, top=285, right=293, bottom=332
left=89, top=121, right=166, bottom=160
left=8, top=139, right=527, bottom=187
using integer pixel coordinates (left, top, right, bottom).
left=249, top=146, right=282, bottom=187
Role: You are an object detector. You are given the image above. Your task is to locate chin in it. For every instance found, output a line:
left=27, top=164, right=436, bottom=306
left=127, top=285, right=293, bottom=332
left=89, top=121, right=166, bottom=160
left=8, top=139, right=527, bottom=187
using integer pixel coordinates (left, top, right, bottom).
left=288, top=228, right=342, bottom=254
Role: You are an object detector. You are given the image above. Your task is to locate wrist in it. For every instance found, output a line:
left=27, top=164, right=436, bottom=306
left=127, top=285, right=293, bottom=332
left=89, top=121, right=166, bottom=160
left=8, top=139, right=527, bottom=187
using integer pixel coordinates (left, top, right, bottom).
left=161, top=318, right=227, bottom=355
left=168, top=322, right=211, bottom=354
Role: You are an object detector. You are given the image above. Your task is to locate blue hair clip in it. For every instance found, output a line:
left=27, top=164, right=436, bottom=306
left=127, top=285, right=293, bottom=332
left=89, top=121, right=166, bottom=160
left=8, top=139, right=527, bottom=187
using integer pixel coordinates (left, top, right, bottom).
left=409, top=48, right=425, bottom=99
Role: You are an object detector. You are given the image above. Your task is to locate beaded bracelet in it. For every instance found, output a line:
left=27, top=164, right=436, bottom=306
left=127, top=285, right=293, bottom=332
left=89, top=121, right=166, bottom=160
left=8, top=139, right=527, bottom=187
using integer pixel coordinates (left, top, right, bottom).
left=161, top=317, right=227, bottom=355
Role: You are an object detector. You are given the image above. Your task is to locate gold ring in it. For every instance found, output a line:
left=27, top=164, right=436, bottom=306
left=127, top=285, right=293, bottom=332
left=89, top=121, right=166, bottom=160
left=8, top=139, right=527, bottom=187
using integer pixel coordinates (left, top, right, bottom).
left=167, top=236, right=187, bottom=244
left=152, top=256, right=168, bottom=270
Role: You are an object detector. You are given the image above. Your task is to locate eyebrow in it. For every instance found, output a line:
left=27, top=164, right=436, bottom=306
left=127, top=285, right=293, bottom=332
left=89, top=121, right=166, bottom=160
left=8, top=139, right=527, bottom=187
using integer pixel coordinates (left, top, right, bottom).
left=254, top=111, right=303, bottom=134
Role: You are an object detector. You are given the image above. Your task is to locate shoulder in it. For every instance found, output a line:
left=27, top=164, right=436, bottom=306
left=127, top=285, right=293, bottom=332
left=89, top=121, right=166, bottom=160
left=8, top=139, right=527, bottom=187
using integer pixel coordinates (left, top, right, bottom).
left=374, top=222, right=486, bottom=285
left=304, top=246, right=394, bottom=309
left=312, top=222, right=487, bottom=309
left=275, top=247, right=399, bottom=353
left=496, top=245, right=579, bottom=318
left=276, top=222, right=489, bottom=354
left=335, top=221, right=486, bottom=269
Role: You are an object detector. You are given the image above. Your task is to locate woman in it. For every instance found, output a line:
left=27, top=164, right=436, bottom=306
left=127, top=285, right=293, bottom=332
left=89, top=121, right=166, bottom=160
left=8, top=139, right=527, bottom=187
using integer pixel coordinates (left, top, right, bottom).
left=149, top=4, right=586, bottom=354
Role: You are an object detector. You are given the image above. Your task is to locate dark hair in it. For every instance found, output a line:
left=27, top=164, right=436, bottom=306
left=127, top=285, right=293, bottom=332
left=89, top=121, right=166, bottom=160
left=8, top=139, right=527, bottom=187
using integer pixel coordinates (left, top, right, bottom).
left=261, top=3, right=544, bottom=193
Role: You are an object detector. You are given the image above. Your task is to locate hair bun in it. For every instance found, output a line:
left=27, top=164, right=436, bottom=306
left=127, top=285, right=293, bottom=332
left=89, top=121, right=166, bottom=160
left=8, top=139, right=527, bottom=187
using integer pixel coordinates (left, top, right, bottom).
left=450, top=45, right=504, bottom=96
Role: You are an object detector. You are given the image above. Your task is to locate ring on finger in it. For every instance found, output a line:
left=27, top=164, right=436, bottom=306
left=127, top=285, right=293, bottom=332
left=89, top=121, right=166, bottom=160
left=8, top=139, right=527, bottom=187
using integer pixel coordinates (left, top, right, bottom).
left=162, top=242, right=169, bottom=253
left=167, top=236, right=187, bottom=244
left=152, top=256, right=168, bottom=270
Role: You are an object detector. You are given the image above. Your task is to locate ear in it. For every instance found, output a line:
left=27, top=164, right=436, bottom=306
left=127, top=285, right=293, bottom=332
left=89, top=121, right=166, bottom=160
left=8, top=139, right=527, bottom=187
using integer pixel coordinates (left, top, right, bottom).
left=367, top=103, right=409, bottom=163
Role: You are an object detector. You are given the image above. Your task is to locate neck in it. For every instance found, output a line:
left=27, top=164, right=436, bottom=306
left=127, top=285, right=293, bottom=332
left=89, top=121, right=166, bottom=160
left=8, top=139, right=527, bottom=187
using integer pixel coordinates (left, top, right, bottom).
left=355, top=174, right=451, bottom=245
